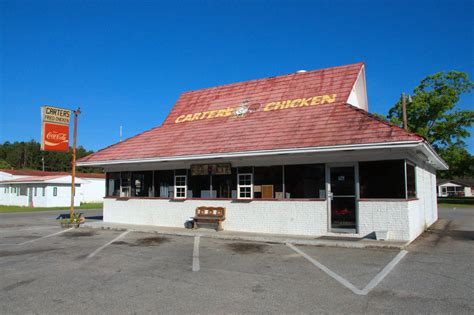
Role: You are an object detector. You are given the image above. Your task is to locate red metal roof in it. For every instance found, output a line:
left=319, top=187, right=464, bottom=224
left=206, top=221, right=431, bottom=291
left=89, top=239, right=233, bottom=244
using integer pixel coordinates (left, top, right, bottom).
left=0, top=175, right=65, bottom=183
left=0, top=169, right=105, bottom=179
left=79, top=62, right=423, bottom=164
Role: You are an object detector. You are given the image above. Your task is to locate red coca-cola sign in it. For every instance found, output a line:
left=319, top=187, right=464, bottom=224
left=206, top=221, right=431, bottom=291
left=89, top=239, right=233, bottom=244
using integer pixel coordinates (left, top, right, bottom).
left=42, top=123, right=69, bottom=152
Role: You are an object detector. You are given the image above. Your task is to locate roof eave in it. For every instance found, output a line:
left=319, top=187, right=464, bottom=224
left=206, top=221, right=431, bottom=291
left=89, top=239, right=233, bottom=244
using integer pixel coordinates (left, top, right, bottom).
left=76, top=140, right=448, bottom=169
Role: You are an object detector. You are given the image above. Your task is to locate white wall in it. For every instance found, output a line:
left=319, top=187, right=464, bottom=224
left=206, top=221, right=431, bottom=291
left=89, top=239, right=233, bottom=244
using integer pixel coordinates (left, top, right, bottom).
left=0, top=184, right=81, bottom=207
left=358, top=201, right=411, bottom=241
left=102, top=162, right=439, bottom=242
left=104, top=198, right=328, bottom=236
left=80, top=178, right=105, bottom=203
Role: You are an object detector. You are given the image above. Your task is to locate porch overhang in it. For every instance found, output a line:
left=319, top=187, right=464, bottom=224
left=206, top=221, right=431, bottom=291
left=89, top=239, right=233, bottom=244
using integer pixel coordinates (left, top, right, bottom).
left=77, top=140, right=448, bottom=171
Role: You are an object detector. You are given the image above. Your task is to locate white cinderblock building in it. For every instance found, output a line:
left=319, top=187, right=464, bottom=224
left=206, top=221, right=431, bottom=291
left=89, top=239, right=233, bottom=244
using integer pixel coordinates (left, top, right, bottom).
left=77, top=62, right=448, bottom=243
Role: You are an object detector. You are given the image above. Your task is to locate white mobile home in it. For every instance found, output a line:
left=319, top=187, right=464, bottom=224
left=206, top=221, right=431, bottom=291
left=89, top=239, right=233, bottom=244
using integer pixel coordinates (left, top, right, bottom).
left=0, top=170, right=105, bottom=206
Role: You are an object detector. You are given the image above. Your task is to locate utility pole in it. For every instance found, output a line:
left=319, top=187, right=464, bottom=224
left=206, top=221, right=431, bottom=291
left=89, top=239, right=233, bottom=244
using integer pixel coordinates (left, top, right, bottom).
left=70, top=108, right=81, bottom=220
left=402, top=93, right=408, bottom=130
left=120, top=125, right=123, bottom=142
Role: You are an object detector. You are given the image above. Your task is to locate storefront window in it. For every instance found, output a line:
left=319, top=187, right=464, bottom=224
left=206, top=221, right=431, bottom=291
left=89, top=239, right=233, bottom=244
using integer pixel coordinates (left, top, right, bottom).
left=174, top=175, right=187, bottom=199
left=359, top=160, right=406, bottom=198
left=406, top=163, right=416, bottom=198
left=120, top=172, right=131, bottom=197
left=284, top=164, right=325, bottom=199
left=254, top=166, right=283, bottom=199
left=154, top=170, right=174, bottom=198
left=188, top=174, right=210, bottom=198
left=238, top=173, right=252, bottom=199
left=131, top=171, right=153, bottom=197
left=212, top=171, right=237, bottom=198
left=106, top=172, right=121, bottom=197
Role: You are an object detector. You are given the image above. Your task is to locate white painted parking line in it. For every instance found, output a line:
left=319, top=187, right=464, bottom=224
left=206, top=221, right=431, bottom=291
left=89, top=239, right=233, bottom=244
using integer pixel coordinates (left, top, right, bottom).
left=192, top=236, right=200, bottom=272
left=3, top=228, right=75, bottom=246
left=361, top=250, right=408, bottom=293
left=287, top=243, right=408, bottom=296
left=87, top=230, right=129, bottom=259
left=287, top=243, right=364, bottom=295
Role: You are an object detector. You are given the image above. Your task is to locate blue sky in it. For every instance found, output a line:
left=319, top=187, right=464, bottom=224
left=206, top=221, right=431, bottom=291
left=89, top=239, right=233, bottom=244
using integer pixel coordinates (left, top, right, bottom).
left=1, top=0, right=473, bottom=152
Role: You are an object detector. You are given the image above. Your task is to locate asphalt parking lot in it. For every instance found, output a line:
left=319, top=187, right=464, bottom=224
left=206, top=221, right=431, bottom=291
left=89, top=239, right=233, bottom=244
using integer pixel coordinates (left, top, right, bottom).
left=0, top=208, right=473, bottom=314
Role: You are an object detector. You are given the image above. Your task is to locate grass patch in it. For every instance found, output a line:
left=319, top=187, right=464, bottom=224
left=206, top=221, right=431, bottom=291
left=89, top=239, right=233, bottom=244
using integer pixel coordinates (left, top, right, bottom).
left=0, top=203, right=102, bottom=213
left=438, top=197, right=474, bottom=208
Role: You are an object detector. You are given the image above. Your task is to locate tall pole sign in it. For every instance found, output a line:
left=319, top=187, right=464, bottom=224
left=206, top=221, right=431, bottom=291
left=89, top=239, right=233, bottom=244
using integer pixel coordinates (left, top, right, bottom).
left=41, top=106, right=72, bottom=152
left=41, top=106, right=80, bottom=221
left=70, top=108, right=81, bottom=220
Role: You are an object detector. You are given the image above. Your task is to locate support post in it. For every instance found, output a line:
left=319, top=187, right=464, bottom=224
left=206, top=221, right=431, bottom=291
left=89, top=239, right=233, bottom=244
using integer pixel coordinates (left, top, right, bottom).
left=70, top=108, right=81, bottom=221
left=402, top=93, right=408, bottom=130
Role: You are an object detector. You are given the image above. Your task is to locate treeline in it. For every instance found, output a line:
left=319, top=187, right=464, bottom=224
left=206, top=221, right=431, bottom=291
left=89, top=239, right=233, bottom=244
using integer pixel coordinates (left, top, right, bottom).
left=0, top=140, right=103, bottom=173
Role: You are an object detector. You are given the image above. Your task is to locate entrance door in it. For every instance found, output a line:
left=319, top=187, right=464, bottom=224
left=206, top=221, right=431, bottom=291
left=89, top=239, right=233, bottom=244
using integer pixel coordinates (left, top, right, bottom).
left=329, top=166, right=356, bottom=232
left=28, top=187, right=33, bottom=207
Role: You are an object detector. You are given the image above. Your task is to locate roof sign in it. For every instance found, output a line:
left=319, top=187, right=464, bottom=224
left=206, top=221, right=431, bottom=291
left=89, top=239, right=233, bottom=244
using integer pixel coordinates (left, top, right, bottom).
left=174, top=93, right=337, bottom=124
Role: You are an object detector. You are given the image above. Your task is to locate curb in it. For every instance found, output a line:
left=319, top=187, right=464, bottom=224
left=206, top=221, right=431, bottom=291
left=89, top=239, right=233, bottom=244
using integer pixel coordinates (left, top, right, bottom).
left=82, top=222, right=407, bottom=250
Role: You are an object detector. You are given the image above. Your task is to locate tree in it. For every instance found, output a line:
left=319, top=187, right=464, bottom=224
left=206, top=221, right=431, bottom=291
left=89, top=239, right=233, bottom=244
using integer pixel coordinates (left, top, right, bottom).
left=0, top=141, right=103, bottom=173
left=384, top=71, right=474, bottom=178
left=0, top=159, right=12, bottom=169
left=437, top=143, right=474, bottom=178
left=387, top=71, right=474, bottom=149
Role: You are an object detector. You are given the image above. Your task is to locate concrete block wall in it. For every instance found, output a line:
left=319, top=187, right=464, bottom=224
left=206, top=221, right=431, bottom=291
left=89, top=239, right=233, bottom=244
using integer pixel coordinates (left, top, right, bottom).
left=104, top=198, right=327, bottom=236
left=358, top=201, right=410, bottom=241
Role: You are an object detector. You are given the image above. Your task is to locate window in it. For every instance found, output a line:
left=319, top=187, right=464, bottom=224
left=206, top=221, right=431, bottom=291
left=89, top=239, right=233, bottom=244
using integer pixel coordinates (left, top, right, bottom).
left=254, top=166, right=283, bottom=199
left=359, top=160, right=405, bottom=198
left=188, top=168, right=237, bottom=199
left=188, top=174, right=210, bottom=198
left=406, top=163, right=416, bottom=198
left=445, top=186, right=464, bottom=197
left=238, top=173, right=253, bottom=199
left=120, top=172, right=131, bottom=197
left=53, top=187, right=58, bottom=197
left=154, top=170, right=174, bottom=198
left=4, top=187, right=7, bottom=194
left=284, top=164, right=326, bottom=199
left=212, top=170, right=237, bottom=198
left=34, top=187, right=37, bottom=196
left=42, top=187, right=45, bottom=196
left=19, top=186, right=27, bottom=196
left=131, top=171, right=153, bottom=197
left=174, top=175, right=187, bottom=199
left=106, top=172, right=121, bottom=197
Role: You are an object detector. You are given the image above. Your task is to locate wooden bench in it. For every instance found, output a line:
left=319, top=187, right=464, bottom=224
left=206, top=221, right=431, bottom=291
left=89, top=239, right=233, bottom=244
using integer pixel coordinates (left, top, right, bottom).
left=193, top=206, right=226, bottom=231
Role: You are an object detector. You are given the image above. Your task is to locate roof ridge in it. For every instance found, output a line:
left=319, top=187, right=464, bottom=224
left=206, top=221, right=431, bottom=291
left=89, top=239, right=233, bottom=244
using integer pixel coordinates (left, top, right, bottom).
left=343, top=103, right=425, bottom=140
left=181, top=62, right=364, bottom=95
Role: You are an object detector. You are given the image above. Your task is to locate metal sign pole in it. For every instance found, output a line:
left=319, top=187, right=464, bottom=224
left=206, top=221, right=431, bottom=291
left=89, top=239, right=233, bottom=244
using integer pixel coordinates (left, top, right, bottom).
left=70, top=108, right=81, bottom=221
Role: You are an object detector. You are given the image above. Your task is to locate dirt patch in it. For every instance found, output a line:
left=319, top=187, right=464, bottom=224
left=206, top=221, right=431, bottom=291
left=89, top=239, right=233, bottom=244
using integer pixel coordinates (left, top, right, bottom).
left=112, top=241, right=131, bottom=246
left=135, top=236, right=171, bottom=246
left=113, top=236, right=170, bottom=247
left=3, top=279, right=36, bottom=291
left=0, top=248, right=58, bottom=257
left=447, top=230, right=474, bottom=241
left=61, top=230, right=97, bottom=238
left=227, top=242, right=268, bottom=254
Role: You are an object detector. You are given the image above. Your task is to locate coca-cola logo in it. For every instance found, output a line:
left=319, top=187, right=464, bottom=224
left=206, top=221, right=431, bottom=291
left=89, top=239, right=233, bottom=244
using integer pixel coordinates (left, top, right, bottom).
left=46, top=131, right=67, bottom=141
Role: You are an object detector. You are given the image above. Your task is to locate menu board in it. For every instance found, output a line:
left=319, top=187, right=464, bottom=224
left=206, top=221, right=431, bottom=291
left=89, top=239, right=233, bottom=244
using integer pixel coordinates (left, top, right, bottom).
left=191, top=163, right=232, bottom=176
